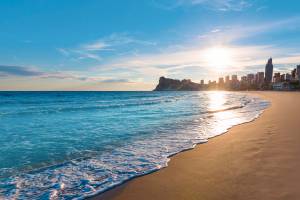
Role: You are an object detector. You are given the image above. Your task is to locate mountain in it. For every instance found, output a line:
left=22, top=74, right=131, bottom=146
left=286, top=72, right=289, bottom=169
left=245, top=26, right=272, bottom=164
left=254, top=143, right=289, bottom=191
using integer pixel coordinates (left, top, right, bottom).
left=154, top=77, right=201, bottom=91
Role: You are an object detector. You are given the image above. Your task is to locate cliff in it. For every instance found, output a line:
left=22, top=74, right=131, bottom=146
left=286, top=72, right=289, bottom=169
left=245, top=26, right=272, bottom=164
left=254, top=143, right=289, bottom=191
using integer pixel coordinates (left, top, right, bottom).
left=154, top=77, right=201, bottom=91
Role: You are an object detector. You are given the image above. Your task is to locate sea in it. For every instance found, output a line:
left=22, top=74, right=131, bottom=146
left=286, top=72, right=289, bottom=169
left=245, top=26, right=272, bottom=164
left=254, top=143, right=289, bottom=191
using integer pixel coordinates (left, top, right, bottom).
left=0, top=91, right=270, bottom=199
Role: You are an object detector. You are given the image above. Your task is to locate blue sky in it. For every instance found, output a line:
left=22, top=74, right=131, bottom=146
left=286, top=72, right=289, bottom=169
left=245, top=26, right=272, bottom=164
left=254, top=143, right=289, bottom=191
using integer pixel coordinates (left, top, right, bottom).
left=1, top=0, right=300, bottom=90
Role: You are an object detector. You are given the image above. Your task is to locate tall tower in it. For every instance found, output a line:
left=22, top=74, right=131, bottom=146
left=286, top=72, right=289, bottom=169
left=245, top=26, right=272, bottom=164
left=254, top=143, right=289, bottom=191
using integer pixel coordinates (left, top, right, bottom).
left=265, top=58, right=273, bottom=84
left=297, top=65, right=300, bottom=80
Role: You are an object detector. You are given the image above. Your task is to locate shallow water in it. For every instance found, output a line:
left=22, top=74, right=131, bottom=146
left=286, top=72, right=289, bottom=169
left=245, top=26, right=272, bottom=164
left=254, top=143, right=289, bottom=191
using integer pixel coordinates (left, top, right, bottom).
left=0, top=91, right=269, bottom=199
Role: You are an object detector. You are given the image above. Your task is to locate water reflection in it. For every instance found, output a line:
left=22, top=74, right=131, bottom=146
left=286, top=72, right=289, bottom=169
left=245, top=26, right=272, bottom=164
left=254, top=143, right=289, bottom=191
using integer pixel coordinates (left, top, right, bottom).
left=207, top=91, right=226, bottom=111
left=206, top=91, right=243, bottom=136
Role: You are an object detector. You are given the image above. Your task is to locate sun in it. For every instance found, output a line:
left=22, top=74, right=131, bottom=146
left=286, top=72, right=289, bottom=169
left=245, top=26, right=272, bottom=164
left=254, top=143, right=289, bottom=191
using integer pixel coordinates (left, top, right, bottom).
left=203, top=46, right=235, bottom=70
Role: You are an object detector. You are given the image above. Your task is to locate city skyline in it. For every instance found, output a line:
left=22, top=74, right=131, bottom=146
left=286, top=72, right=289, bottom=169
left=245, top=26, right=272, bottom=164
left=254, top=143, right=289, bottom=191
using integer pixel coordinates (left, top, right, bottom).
left=1, top=0, right=300, bottom=90
left=200, top=59, right=300, bottom=85
left=155, top=58, right=300, bottom=91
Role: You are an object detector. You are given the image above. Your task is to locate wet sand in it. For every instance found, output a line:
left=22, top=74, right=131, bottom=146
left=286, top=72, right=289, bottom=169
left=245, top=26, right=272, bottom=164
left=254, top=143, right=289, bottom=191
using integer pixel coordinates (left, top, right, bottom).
left=93, top=92, right=300, bottom=200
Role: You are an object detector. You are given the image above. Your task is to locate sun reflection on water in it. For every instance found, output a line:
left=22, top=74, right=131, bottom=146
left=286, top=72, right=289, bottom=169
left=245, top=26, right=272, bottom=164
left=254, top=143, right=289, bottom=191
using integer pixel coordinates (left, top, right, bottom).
left=206, top=92, right=243, bottom=137
left=207, top=91, right=226, bottom=111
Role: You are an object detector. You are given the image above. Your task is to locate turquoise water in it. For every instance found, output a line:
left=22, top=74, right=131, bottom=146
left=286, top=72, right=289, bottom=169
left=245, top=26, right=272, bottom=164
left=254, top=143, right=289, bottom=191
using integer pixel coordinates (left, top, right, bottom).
left=0, top=91, right=269, bottom=199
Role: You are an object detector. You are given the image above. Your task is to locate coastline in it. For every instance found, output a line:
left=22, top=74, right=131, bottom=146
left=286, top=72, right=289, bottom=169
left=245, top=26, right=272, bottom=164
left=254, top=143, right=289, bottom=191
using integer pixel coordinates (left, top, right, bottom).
left=93, top=91, right=300, bottom=200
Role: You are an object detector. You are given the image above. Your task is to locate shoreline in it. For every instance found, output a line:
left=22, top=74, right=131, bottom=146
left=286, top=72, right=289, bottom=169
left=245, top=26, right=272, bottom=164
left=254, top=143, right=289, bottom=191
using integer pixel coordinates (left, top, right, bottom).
left=84, top=91, right=268, bottom=199
left=87, top=106, right=265, bottom=199
left=93, top=91, right=300, bottom=200
left=0, top=91, right=267, bottom=200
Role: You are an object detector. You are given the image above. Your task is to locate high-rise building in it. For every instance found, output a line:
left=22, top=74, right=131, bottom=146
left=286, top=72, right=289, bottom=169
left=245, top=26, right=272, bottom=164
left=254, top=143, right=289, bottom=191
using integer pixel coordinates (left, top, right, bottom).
left=231, top=75, right=239, bottom=89
left=247, top=74, right=255, bottom=84
left=291, top=69, right=297, bottom=80
left=286, top=73, right=292, bottom=81
left=280, top=74, right=285, bottom=82
left=256, top=72, right=264, bottom=84
left=200, top=80, right=204, bottom=85
left=273, top=72, right=281, bottom=83
left=265, top=58, right=273, bottom=84
left=218, top=77, right=224, bottom=84
left=231, top=75, right=238, bottom=82
left=297, top=65, right=300, bottom=80
left=225, top=75, right=230, bottom=84
left=241, top=76, right=247, bottom=82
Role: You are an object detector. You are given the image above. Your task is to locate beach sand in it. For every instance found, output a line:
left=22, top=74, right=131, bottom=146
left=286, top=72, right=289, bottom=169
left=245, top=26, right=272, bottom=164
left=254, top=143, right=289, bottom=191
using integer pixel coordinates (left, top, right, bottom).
left=93, top=92, right=300, bottom=200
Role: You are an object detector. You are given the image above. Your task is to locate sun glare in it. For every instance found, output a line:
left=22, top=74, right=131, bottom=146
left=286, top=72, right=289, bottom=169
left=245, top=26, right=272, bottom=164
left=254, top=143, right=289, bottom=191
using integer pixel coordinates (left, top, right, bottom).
left=203, top=46, right=235, bottom=70
left=208, top=92, right=226, bottom=111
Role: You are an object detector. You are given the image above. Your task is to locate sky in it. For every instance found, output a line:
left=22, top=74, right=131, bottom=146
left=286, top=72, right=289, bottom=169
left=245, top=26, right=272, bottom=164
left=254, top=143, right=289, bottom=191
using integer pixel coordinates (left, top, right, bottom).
left=1, top=0, right=300, bottom=90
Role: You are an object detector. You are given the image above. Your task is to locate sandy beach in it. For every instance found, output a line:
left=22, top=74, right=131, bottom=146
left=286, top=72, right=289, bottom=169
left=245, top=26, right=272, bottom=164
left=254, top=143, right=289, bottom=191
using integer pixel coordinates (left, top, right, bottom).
left=93, top=92, right=300, bottom=200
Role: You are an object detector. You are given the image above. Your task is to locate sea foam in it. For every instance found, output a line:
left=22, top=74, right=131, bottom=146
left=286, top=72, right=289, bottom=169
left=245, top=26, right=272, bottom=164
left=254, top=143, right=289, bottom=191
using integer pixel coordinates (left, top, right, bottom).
left=0, top=91, right=269, bottom=199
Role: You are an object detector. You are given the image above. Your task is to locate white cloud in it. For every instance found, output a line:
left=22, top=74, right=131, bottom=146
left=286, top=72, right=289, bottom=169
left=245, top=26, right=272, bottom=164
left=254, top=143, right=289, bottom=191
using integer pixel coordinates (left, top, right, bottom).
left=73, top=50, right=103, bottom=61
left=81, top=41, right=110, bottom=51
left=56, top=17, right=300, bottom=85
left=211, top=29, right=221, bottom=33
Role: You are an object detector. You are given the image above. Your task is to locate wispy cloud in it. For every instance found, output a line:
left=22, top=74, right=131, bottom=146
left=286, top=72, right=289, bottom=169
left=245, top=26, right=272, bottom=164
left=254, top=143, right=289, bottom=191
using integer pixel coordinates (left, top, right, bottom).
left=256, top=5, right=268, bottom=12
left=72, top=50, right=103, bottom=61
left=57, top=48, right=70, bottom=56
left=92, top=17, right=300, bottom=81
left=211, top=29, right=221, bottom=33
left=101, top=78, right=131, bottom=83
left=196, top=16, right=300, bottom=46
left=57, top=33, right=156, bottom=62
left=152, top=0, right=252, bottom=11
left=57, top=48, right=103, bottom=62
left=0, top=65, right=43, bottom=76
left=98, top=33, right=157, bottom=46
left=0, top=65, right=85, bottom=80
left=10, top=15, right=299, bottom=89
left=0, top=64, right=139, bottom=85
left=81, top=41, right=110, bottom=51
left=95, top=45, right=300, bottom=83
left=53, top=16, right=300, bottom=84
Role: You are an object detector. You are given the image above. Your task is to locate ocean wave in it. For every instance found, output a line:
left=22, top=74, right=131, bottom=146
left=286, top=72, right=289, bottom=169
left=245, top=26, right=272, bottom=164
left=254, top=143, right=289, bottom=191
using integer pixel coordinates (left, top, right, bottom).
left=0, top=98, right=185, bottom=117
left=0, top=92, right=270, bottom=199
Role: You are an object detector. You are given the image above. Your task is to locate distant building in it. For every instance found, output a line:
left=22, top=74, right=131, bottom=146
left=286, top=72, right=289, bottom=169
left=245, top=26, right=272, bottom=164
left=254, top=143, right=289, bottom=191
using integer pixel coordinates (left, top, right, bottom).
left=297, top=65, right=300, bottom=80
left=155, top=60, right=299, bottom=91
left=218, top=77, right=224, bottom=84
left=247, top=74, right=255, bottom=84
left=240, top=76, right=248, bottom=90
left=241, top=76, right=247, bottom=82
left=256, top=72, right=264, bottom=85
left=291, top=69, right=297, bottom=80
left=265, top=58, right=273, bottom=84
left=208, top=80, right=217, bottom=90
left=280, top=74, right=285, bottom=82
left=154, top=58, right=300, bottom=91
left=286, top=73, right=292, bottom=81
left=231, top=75, right=238, bottom=82
left=225, top=76, right=230, bottom=84
left=231, top=75, right=239, bottom=89
left=273, top=72, right=281, bottom=83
